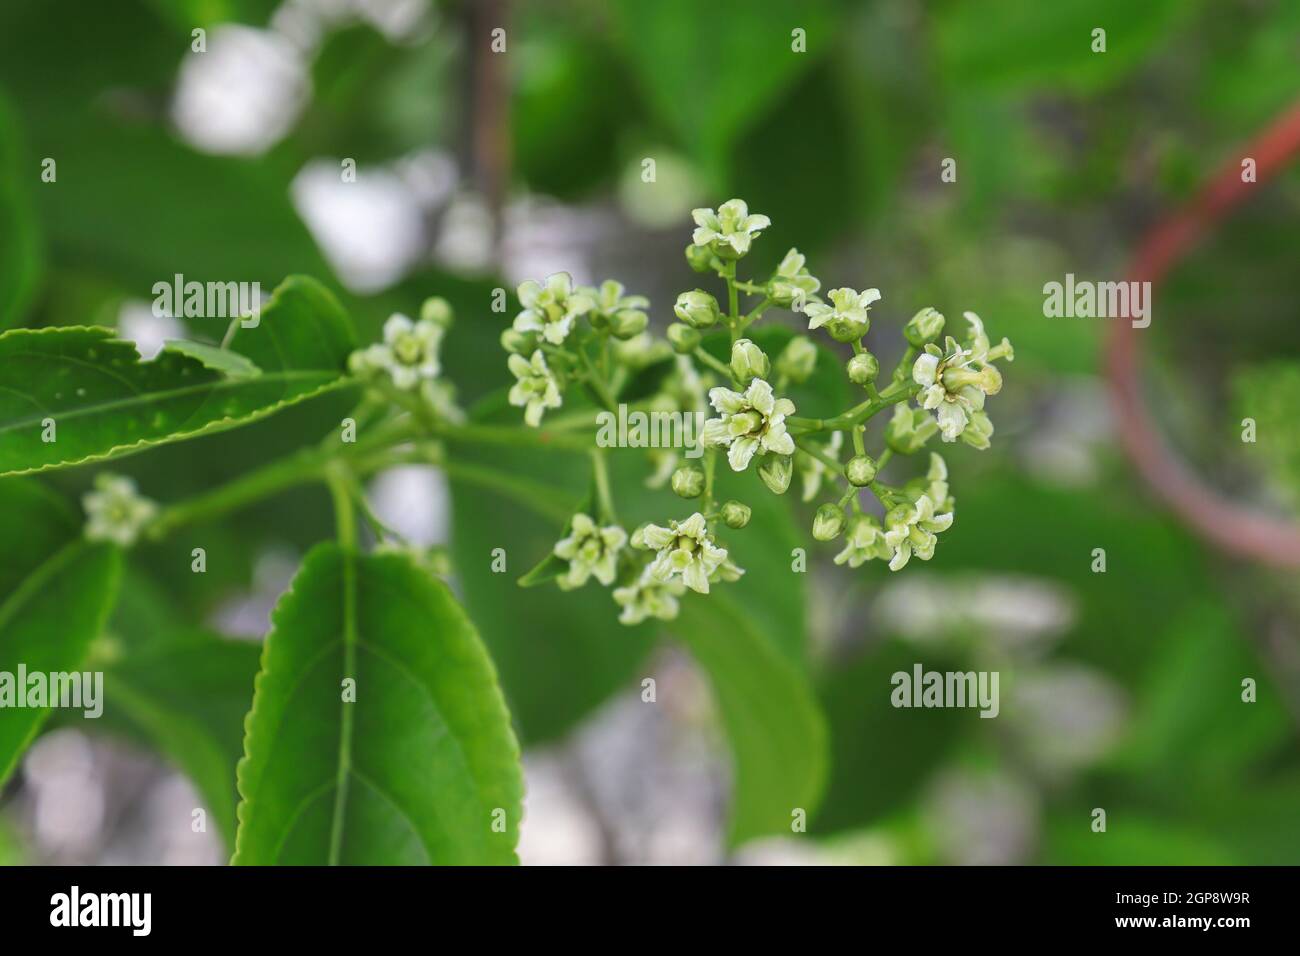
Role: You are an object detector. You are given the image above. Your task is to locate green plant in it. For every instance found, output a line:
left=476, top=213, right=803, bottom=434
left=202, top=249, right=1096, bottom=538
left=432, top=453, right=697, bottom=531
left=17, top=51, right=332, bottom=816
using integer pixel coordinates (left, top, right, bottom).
left=0, top=200, right=1012, bottom=864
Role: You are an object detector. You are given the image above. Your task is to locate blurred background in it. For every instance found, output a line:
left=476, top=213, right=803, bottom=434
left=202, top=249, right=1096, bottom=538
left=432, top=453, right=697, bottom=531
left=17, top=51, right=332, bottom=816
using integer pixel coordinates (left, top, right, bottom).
left=2, top=0, right=1299, bottom=865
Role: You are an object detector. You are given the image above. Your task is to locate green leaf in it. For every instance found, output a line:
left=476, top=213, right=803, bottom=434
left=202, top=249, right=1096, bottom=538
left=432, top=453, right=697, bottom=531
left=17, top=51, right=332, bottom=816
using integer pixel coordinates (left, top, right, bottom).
left=0, top=275, right=355, bottom=476
left=607, top=0, right=831, bottom=175
left=813, top=641, right=967, bottom=835
left=90, top=575, right=261, bottom=851
left=31, top=115, right=335, bottom=294
left=933, top=0, right=1195, bottom=94
left=671, top=593, right=828, bottom=846
left=0, top=478, right=121, bottom=784
left=233, top=544, right=523, bottom=865
left=162, top=340, right=262, bottom=379
left=0, top=92, right=41, bottom=330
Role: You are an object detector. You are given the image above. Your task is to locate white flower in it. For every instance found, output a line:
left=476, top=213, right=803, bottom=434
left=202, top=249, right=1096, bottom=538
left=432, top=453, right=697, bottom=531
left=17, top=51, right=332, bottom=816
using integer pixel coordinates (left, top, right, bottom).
left=702, top=378, right=797, bottom=472
left=349, top=312, right=444, bottom=390
left=513, top=272, right=593, bottom=345
left=83, top=474, right=157, bottom=547
left=962, top=311, right=1014, bottom=365
left=508, top=349, right=562, bottom=426
left=912, top=335, right=1002, bottom=443
left=883, top=494, right=954, bottom=571
left=553, top=514, right=627, bottom=590
left=691, top=198, right=770, bottom=258
left=833, top=514, right=892, bottom=568
left=769, top=247, right=821, bottom=308
left=637, top=512, right=729, bottom=594
left=911, top=314, right=1013, bottom=444
left=803, top=287, right=880, bottom=333
left=613, top=569, right=686, bottom=625
left=800, top=431, right=842, bottom=502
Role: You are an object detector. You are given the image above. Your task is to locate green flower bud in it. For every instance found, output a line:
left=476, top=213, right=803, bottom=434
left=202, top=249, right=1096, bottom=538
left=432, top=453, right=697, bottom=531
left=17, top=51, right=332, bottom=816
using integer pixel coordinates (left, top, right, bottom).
left=812, top=502, right=847, bottom=541
left=421, top=296, right=454, bottom=328
left=775, top=336, right=817, bottom=384
left=685, top=243, right=715, bottom=274
left=904, top=307, right=945, bottom=347
left=501, top=328, right=537, bottom=354
left=721, top=499, right=752, bottom=529
left=667, top=323, right=701, bottom=354
left=846, top=351, right=879, bottom=386
left=671, top=464, right=706, bottom=499
left=757, top=454, right=793, bottom=495
left=674, top=289, right=721, bottom=329
left=610, top=308, right=649, bottom=339
left=729, top=338, right=771, bottom=383
left=845, top=454, right=877, bottom=487
left=826, top=315, right=869, bottom=344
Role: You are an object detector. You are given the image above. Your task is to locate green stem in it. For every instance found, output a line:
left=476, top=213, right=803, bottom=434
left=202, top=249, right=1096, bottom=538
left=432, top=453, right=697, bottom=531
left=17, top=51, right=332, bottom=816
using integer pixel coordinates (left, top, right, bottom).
left=327, top=467, right=357, bottom=553
left=796, top=437, right=843, bottom=479
left=148, top=422, right=415, bottom=538
left=724, top=262, right=740, bottom=343
left=788, top=382, right=919, bottom=434
left=739, top=297, right=772, bottom=331
left=219, top=317, right=241, bottom=350
left=892, top=345, right=918, bottom=386
left=578, top=347, right=617, bottom=411
left=693, top=346, right=733, bottom=381
left=591, top=449, right=617, bottom=523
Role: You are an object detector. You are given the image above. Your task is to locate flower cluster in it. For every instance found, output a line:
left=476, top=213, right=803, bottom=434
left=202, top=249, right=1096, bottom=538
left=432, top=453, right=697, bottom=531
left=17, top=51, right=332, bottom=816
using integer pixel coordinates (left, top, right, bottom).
left=911, top=312, right=1013, bottom=446
left=348, top=298, right=463, bottom=421
left=492, top=197, right=1012, bottom=623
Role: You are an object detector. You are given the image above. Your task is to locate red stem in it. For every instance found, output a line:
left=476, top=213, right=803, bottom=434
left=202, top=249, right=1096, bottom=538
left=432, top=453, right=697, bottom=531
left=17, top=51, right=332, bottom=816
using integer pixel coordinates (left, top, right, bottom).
left=1106, top=99, right=1300, bottom=567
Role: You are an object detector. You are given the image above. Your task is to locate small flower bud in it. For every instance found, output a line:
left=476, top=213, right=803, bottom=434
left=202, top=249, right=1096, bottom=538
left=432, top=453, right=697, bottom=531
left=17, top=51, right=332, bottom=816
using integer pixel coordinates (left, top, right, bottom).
left=904, top=307, right=945, bottom=347
left=674, top=290, right=721, bottom=329
left=667, top=323, right=701, bottom=354
left=846, top=351, right=879, bottom=385
left=775, top=336, right=817, bottom=384
left=757, top=454, right=793, bottom=495
left=729, top=338, right=771, bottom=383
left=685, top=243, right=715, bottom=274
left=826, top=315, right=869, bottom=344
left=812, top=502, right=847, bottom=541
left=421, top=296, right=454, bottom=328
left=671, top=465, right=706, bottom=499
left=721, top=499, right=752, bottom=529
left=845, top=454, right=877, bottom=486
left=610, top=308, right=648, bottom=339
left=501, top=328, right=537, bottom=354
